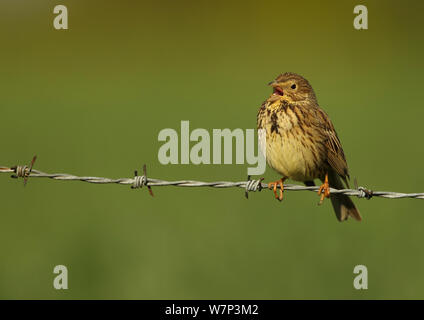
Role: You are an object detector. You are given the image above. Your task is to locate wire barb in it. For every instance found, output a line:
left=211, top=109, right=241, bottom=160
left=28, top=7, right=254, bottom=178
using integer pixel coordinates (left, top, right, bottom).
left=357, top=186, right=373, bottom=200
left=354, top=177, right=373, bottom=199
left=245, top=175, right=264, bottom=199
left=10, top=155, right=37, bottom=186
left=1, top=158, right=423, bottom=200
left=131, top=164, right=153, bottom=197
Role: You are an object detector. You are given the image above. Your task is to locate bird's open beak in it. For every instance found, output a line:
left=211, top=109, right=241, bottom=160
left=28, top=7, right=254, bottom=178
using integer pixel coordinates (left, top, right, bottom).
left=270, top=83, right=284, bottom=96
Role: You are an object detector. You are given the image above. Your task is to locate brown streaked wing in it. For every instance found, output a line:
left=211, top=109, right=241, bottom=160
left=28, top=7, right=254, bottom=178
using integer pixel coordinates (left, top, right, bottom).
left=314, top=107, right=350, bottom=180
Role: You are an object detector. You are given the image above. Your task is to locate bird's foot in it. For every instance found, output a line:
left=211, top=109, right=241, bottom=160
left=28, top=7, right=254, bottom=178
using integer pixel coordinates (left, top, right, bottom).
left=268, top=178, right=285, bottom=201
left=317, top=173, right=331, bottom=205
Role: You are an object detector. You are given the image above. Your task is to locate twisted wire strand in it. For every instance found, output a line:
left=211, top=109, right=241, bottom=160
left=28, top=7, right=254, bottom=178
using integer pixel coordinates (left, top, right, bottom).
left=1, top=162, right=423, bottom=200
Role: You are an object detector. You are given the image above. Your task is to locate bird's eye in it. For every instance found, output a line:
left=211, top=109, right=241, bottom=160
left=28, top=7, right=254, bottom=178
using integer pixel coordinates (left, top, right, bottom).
left=291, top=84, right=297, bottom=89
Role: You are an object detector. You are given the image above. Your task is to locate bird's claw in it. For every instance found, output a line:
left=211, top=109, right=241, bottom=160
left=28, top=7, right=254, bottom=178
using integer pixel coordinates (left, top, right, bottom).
left=268, top=178, right=285, bottom=201
left=317, top=174, right=331, bottom=205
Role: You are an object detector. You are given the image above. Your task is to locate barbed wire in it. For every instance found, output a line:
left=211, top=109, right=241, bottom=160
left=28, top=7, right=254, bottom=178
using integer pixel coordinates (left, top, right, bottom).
left=1, top=156, right=423, bottom=200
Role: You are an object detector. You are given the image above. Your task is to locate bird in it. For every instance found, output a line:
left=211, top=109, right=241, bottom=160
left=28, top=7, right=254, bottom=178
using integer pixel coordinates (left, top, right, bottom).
left=257, top=72, right=361, bottom=222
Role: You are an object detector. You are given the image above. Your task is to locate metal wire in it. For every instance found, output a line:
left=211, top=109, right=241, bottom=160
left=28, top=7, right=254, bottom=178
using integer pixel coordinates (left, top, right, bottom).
left=1, top=157, right=423, bottom=200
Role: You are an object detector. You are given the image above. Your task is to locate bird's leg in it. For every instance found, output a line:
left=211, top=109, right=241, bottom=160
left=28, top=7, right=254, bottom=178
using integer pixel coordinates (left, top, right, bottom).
left=268, top=178, right=286, bottom=201
left=317, top=173, right=331, bottom=205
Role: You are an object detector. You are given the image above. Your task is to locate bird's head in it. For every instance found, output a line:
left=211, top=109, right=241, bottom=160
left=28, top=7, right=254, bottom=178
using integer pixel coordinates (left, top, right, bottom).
left=268, top=72, right=317, bottom=104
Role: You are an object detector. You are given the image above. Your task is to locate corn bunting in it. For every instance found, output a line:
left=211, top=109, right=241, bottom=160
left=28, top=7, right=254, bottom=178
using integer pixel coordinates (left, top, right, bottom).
left=257, top=72, right=361, bottom=222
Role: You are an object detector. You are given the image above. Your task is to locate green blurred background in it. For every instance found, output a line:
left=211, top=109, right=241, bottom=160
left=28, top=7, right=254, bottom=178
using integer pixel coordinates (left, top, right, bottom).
left=0, top=0, right=423, bottom=299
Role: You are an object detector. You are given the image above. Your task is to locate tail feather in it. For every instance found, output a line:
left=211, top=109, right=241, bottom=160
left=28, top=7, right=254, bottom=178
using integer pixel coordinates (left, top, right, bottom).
left=327, top=171, right=362, bottom=222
